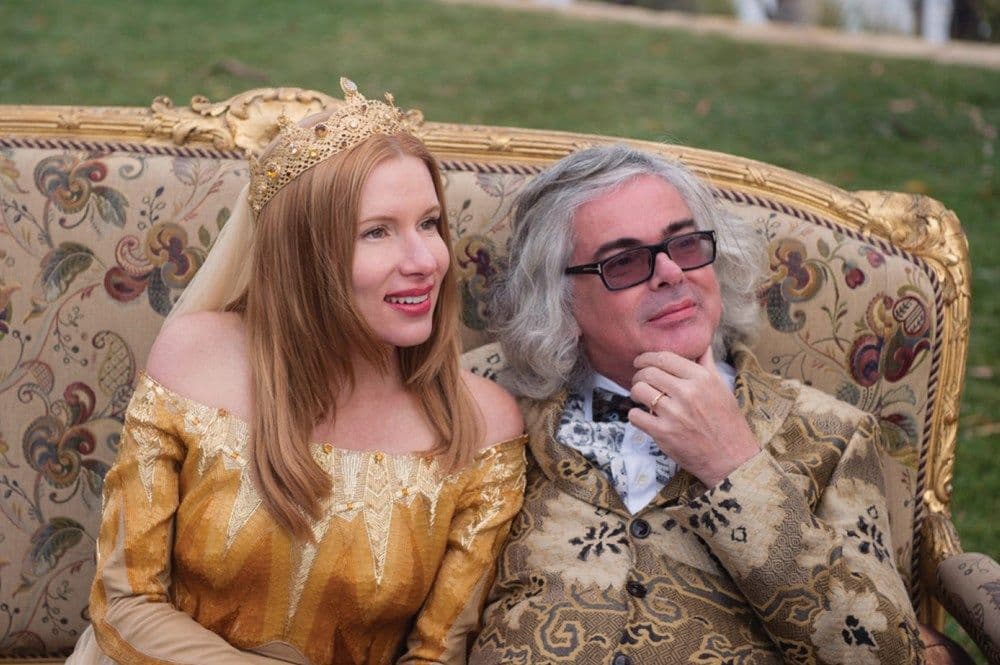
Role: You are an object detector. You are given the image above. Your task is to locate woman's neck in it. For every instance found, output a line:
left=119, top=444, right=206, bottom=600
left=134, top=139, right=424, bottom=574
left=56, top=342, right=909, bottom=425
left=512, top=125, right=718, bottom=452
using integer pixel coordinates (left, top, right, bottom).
left=316, top=349, right=439, bottom=453
left=338, top=349, right=407, bottom=405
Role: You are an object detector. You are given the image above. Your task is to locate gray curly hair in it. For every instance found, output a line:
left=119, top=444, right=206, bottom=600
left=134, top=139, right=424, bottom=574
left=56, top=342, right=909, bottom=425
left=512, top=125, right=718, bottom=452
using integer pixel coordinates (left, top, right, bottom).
left=489, top=144, right=767, bottom=399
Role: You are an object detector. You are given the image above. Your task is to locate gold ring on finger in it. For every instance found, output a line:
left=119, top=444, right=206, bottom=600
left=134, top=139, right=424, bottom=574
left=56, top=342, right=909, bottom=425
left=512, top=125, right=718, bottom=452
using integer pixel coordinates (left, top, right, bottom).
left=649, top=391, right=665, bottom=410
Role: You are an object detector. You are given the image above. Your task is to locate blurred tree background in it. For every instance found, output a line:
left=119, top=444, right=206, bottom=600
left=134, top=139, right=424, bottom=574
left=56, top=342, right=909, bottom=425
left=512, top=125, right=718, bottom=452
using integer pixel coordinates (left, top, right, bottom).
left=0, top=0, right=996, bottom=660
left=603, top=0, right=999, bottom=40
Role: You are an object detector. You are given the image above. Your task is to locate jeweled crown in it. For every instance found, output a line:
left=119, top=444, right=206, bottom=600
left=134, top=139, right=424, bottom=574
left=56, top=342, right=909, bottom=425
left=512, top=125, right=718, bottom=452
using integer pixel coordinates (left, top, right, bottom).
left=248, top=77, right=415, bottom=215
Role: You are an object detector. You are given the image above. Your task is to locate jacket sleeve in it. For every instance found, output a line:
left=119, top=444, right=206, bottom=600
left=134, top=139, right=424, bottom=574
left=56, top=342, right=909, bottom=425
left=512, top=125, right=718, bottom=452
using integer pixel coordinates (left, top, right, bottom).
left=398, top=437, right=527, bottom=665
left=85, top=376, right=284, bottom=665
left=679, top=414, right=924, bottom=664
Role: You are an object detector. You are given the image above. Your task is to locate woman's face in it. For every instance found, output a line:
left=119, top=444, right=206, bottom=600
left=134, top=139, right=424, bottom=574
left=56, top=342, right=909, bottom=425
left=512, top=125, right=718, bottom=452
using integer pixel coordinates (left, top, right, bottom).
left=352, top=155, right=450, bottom=349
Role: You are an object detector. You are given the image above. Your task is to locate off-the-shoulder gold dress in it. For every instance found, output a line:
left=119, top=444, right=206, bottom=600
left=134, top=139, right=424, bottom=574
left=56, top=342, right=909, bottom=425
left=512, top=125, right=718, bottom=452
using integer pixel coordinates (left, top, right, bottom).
left=69, top=373, right=526, bottom=665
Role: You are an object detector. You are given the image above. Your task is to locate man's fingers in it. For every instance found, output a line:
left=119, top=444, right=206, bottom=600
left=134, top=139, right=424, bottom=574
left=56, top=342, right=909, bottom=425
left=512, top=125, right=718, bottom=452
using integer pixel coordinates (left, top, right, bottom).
left=627, top=406, right=660, bottom=435
left=698, top=343, right=714, bottom=369
left=631, top=366, right=680, bottom=394
left=633, top=350, right=700, bottom=378
left=630, top=381, right=668, bottom=412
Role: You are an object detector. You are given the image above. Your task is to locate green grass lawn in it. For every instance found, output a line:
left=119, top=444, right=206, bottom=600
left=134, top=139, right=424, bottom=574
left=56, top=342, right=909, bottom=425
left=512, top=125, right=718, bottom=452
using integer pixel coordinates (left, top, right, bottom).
left=1, top=0, right=997, bottom=658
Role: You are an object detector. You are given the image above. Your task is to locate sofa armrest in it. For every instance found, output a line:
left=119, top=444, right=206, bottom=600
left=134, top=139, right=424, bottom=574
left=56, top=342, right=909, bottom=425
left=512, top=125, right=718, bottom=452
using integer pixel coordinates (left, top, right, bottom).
left=935, top=552, right=1000, bottom=664
left=923, top=511, right=1000, bottom=663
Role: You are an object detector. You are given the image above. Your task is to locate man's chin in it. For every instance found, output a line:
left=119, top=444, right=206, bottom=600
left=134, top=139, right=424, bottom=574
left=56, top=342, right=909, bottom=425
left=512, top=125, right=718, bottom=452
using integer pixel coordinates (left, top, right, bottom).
left=641, top=336, right=712, bottom=361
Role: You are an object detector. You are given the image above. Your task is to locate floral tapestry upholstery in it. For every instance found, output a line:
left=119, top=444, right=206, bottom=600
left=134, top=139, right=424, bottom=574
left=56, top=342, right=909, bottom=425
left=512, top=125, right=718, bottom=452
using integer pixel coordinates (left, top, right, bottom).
left=0, top=142, right=941, bottom=658
left=0, top=142, right=247, bottom=657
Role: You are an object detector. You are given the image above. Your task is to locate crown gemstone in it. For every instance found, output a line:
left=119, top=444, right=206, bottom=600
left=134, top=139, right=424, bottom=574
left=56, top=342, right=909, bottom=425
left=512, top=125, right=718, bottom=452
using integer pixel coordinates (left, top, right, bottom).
left=249, top=77, right=415, bottom=217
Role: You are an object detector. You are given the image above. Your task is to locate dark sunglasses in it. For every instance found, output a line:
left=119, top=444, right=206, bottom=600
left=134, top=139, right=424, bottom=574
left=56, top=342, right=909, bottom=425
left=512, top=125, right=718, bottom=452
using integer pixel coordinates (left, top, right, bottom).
left=565, top=230, right=717, bottom=291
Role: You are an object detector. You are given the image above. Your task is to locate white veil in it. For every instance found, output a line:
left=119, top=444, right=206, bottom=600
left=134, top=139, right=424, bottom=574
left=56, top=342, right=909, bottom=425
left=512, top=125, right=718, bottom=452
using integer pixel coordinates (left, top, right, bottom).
left=166, top=184, right=255, bottom=323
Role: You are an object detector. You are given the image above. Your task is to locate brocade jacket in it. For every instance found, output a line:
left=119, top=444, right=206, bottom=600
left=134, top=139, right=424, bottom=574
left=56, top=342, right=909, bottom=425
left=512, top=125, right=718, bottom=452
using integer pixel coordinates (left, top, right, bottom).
left=470, top=346, right=924, bottom=665
left=70, top=373, right=527, bottom=665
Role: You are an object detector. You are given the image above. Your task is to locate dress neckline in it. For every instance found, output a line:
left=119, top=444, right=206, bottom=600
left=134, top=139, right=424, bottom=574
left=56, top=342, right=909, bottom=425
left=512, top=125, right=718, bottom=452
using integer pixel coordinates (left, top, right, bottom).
left=136, top=370, right=526, bottom=460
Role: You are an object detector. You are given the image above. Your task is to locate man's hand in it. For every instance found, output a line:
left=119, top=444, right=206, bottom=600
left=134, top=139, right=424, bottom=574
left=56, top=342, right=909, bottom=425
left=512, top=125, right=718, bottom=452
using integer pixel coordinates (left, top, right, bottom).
left=628, top=346, right=760, bottom=488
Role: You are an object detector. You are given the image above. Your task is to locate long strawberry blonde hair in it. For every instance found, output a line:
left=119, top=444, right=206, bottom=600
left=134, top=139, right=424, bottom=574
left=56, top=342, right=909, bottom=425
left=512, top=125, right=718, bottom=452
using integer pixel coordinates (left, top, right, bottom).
left=229, top=126, right=480, bottom=540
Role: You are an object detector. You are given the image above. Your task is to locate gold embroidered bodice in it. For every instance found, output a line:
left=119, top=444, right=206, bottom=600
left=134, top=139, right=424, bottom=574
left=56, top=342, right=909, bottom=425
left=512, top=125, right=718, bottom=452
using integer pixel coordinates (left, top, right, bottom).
left=86, top=373, right=527, bottom=665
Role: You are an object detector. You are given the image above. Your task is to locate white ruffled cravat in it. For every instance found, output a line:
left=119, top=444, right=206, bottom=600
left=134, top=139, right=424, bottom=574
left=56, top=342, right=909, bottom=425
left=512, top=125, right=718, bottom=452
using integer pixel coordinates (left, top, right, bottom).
left=558, top=362, right=736, bottom=514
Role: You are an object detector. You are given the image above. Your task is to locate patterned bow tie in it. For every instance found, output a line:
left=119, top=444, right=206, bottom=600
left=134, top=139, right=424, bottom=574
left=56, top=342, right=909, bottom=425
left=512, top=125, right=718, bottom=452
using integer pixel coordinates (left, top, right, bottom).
left=592, top=386, right=642, bottom=423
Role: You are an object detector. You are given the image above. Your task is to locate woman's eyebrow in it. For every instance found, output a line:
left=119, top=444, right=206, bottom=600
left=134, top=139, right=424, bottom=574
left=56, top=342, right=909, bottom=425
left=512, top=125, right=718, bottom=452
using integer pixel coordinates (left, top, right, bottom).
left=359, top=203, right=441, bottom=224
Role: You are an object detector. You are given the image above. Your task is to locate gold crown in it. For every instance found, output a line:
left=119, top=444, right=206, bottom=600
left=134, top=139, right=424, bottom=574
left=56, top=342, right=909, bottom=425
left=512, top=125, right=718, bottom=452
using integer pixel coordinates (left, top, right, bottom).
left=248, top=77, right=415, bottom=215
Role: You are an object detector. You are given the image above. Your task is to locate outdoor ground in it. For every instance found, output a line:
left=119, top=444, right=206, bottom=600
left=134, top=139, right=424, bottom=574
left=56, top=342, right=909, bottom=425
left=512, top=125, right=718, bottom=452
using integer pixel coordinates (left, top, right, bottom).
left=1, top=0, right=997, bottom=659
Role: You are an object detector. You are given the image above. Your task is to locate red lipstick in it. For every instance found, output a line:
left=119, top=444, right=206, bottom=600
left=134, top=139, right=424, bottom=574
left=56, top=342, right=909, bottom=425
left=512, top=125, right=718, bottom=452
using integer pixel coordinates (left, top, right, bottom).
left=384, top=285, right=434, bottom=316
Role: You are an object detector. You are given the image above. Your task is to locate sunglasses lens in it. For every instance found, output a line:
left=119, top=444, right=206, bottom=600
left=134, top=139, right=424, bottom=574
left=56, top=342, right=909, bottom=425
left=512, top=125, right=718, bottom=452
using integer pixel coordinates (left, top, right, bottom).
left=588, top=232, right=716, bottom=291
left=603, top=248, right=653, bottom=289
left=668, top=234, right=715, bottom=269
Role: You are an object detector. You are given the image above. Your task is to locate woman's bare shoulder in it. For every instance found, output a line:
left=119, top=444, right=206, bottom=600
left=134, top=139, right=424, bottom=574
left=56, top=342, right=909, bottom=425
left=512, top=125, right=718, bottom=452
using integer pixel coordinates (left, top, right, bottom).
left=462, top=369, right=525, bottom=448
left=145, top=311, right=251, bottom=413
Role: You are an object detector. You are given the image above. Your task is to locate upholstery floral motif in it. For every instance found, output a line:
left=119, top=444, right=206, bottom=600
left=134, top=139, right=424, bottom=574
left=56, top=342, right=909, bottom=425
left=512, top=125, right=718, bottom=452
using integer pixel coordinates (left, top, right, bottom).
left=0, top=149, right=29, bottom=195
left=453, top=233, right=497, bottom=332
left=761, top=237, right=826, bottom=332
left=445, top=169, right=529, bottom=350
left=104, top=220, right=208, bottom=315
left=34, top=154, right=128, bottom=229
left=0, top=144, right=245, bottom=655
left=0, top=282, right=14, bottom=340
left=851, top=293, right=931, bottom=388
left=753, top=219, right=931, bottom=459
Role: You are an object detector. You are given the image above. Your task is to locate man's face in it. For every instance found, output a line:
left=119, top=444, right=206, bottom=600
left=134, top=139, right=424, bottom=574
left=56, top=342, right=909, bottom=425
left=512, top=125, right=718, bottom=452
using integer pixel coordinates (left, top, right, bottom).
left=568, top=175, right=722, bottom=387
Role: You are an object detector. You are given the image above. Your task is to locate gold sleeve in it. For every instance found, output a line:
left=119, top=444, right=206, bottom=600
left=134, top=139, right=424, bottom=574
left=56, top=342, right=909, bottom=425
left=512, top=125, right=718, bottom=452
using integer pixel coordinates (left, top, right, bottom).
left=86, top=376, right=279, bottom=665
left=398, top=436, right=527, bottom=665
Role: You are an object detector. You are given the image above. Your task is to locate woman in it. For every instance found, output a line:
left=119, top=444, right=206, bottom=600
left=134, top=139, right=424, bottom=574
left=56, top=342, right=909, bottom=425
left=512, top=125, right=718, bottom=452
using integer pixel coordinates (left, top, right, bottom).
left=68, top=78, right=526, bottom=665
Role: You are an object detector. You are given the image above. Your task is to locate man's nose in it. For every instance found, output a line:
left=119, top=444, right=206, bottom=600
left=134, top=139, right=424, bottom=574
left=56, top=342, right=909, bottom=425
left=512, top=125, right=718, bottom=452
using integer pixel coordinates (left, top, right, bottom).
left=649, top=250, right=684, bottom=288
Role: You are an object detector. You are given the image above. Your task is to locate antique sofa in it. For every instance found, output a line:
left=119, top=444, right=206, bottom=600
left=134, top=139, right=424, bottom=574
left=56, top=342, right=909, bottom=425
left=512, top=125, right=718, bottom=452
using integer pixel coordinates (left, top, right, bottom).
left=0, top=87, right=996, bottom=664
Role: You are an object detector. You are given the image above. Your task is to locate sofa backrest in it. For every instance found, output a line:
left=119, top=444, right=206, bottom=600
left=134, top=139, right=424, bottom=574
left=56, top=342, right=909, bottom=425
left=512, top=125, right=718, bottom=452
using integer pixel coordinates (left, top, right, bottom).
left=0, top=88, right=970, bottom=658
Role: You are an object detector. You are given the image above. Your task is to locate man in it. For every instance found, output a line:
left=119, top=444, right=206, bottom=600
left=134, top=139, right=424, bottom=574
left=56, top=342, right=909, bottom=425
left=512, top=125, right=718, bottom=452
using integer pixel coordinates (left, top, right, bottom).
left=469, top=145, right=923, bottom=664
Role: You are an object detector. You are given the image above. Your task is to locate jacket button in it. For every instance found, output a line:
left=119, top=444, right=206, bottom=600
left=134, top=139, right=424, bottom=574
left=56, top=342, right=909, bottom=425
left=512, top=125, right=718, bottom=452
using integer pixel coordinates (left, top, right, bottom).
left=630, top=518, right=651, bottom=539
left=612, top=654, right=632, bottom=665
left=626, top=580, right=647, bottom=598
